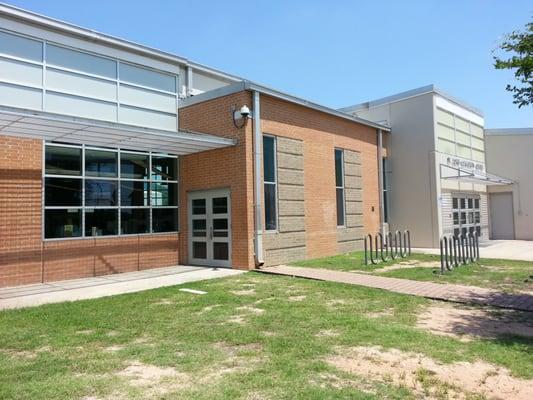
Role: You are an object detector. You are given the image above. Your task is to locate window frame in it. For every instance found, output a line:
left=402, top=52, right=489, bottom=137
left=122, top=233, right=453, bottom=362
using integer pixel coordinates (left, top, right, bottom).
left=335, top=148, right=346, bottom=227
left=263, top=134, right=279, bottom=232
left=43, top=142, right=179, bottom=240
left=451, top=193, right=481, bottom=238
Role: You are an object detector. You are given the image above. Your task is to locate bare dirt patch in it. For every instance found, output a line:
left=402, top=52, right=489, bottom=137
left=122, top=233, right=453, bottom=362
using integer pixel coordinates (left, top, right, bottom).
left=371, top=260, right=440, bottom=273
left=76, top=329, right=94, bottom=335
left=104, top=345, right=125, bottom=353
left=287, top=295, right=307, bottom=302
left=326, top=345, right=533, bottom=400
left=211, top=342, right=263, bottom=376
left=417, top=302, right=533, bottom=341
left=152, top=299, right=174, bottom=305
left=225, top=315, right=247, bottom=325
left=315, top=329, right=341, bottom=338
left=0, top=349, right=37, bottom=359
left=230, top=289, right=256, bottom=296
left=366, top=308, right=394, bottom=318
left=236, top=306, right=265, bottom=315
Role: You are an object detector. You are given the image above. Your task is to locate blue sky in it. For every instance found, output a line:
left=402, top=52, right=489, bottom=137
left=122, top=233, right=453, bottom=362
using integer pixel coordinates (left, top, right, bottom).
left=6, top=0, right=532, bottom=127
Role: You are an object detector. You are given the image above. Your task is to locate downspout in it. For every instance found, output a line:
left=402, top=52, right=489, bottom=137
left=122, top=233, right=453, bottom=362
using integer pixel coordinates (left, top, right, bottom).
left=252, top=90, right=265, bottom=267
left=377, top=129, right=385, bottom=235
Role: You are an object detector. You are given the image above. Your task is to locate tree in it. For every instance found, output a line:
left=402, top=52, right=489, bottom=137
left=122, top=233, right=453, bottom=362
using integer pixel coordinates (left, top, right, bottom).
left=493, top=21, right=533, bottom=108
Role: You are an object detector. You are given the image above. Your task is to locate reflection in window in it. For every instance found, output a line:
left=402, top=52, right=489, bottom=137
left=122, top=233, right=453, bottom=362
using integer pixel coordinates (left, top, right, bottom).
left=120, top=152, right=149, bottom=179
left=85, top=180, right=117, bottom=206
left=45, top=209, right=81, bottom=238
left=45, top=178, right=82, bottom=206
left=85, top=149, right=117, bottom=177
left=121, top=208, right=149, bottom=234
left=335, top=149, right=345, bottom=226
left=44, top=144, right=178, bottom=238
left=263, top=135, right=277, bottom=230
left=45, top=146, right=81, bottom=176
left=85, top=209, right=118, bottom=236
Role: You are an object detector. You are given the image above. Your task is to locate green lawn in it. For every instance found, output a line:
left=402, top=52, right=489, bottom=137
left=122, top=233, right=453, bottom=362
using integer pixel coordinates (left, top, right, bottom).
left=1, top=272, right=532, bottom=399
left=292, top=251, right=533, bottom=293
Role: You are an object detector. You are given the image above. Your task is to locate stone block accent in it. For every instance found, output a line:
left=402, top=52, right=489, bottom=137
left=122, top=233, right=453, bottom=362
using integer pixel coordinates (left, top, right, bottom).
left=278, top=216, right=306, bottom=233
left=346, top=200, right=363, bottom=215
left=263, top=135, right=306, bottom=266
left=337, top=149, right=364, bottom=253
left=277, top=168, right=304, bottom=185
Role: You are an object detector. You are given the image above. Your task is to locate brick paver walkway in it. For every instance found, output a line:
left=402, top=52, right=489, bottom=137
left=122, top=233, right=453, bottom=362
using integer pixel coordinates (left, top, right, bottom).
left=260, top=265, right=533, bottom=312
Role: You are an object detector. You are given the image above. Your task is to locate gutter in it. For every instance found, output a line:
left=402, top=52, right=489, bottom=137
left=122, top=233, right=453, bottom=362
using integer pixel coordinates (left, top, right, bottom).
left=377, top=129, right=385, bottom=235
left=252, top=91, right=265, bottom=266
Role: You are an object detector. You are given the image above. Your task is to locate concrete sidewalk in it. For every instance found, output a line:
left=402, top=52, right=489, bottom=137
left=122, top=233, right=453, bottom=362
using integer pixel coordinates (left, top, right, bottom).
left=260, top=265, right=533, bottom=312
left=414, top=240, right=533, bottom=261
left=0, top=266, right=244, bottom=310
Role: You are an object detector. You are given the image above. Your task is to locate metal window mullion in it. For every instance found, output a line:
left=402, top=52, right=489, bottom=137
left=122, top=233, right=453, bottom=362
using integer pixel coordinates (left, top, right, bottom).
left=42, top=40, right=46, bottom=111
left=118, top=148, right=121, bottom=235
left=81, top=143, right=85, bottom=238
left=149, top=151, right=152, bottom=233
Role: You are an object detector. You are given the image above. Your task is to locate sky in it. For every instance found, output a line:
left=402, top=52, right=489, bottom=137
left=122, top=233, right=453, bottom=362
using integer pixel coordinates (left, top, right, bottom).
left=6, top=0, right=532, bottom=128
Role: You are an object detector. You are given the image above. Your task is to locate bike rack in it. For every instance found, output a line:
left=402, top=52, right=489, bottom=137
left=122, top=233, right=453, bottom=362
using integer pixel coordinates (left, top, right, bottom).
left=364, top=230, right=411, bottom=265
left=439, top=232, right=480, bottom=274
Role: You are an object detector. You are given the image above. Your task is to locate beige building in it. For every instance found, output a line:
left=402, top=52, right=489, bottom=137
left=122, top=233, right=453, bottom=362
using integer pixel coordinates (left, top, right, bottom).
left=341, top=85, right=512, bottom=247
left=485, top=128, right=533, bottom=240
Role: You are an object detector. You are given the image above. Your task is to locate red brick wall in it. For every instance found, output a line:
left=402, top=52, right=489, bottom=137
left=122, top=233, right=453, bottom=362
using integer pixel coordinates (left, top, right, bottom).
left=0, top=135, right=43, bottom=287
left=260, top=94, right=382, bottom=259
left=0, top=135, right=179, bottom=288
left=179, top=91, right=384, bottom=266
left=179, top=92, right=255, bottom=269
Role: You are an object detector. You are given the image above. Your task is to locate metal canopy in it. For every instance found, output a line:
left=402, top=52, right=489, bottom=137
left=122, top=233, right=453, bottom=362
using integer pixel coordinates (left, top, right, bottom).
left=440, top=164, right=513, bottom=186
left=0, top=105, right=235, bottom=155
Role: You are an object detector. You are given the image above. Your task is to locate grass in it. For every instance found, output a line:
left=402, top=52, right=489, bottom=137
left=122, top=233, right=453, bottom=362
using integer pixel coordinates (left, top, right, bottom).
left=0, top=272, right=532, bottom=399
left=292, top=251, right=533, bottom=292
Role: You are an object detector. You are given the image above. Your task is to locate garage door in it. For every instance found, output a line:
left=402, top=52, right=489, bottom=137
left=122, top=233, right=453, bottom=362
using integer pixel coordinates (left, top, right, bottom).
left=489, top=192, right=515, bottom=240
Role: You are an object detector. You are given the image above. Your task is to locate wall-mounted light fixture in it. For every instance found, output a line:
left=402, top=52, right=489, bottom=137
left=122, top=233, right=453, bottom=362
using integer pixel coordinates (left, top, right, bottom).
left=232, top=104, right=251, bottom=128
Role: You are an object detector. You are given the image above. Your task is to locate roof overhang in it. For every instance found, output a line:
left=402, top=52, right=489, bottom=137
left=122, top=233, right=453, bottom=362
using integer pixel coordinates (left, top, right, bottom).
left=0, top=105, right=235, bottom=155
left=440, top=163, right=513, bottom=186
left=180, top=81, right=391, bottom=132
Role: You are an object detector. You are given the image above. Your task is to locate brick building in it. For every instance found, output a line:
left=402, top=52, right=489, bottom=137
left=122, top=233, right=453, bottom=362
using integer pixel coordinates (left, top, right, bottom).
left=0, top=4, right=389, bottom=287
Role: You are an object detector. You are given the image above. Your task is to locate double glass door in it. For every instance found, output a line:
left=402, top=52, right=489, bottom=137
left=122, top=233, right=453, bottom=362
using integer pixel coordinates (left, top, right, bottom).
left=188, top=189, right=231, bottom=267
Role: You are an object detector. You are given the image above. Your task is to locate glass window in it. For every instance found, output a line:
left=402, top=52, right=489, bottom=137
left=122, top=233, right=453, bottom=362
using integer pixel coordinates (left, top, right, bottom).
left=120, top=152, right=149, bottom=179
left=335, top=149, right=345, bottom=226
left=336, top=188, right=345, bottom=226
left=263, top=136, right=276, bottom=183
left=45, top=146, right=81, bottom=176
left=45, top=209, right=81, bottom=238
left=151, top=156, right=177, bottom=181
left=212, top=197, right=228, bottom=214
left=335, top=149, right=343, bottom=188
left=119, top=63, right=176, bottom=93
left=44, top=144, right=178, bottom=238
left=85, top=180, right=117, bottom=206
left=152, top=208, right=178, bottom=233
left=151, top=182, right=178, bottom=206
left=85, top=209, right=118, bottom=236
left=45, top=178, right=82, bottom=206
left=85, top=149, right=117, bottom=177
left=213, top=242, right=229, bottom=260
left=193, top=241, right=207, bottom=259
left=44, top=144, right=177, bottom=238
left=263, top=136, right=277, bottom=230
left=121, top=208, right=149, bottom=234
left=192, top=199, right=206, bottom=215
left=47, top=44, right=117, bottom=79
left=264, top=184, right=277, bottom=231
left=192, top=219, right=206, bottom=237
left=121, top=181, right=149, bottom=206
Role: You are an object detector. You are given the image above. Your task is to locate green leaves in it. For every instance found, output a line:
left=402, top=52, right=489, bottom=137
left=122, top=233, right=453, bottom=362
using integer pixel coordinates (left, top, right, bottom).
left=493, top=21, right=533, bottom=108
